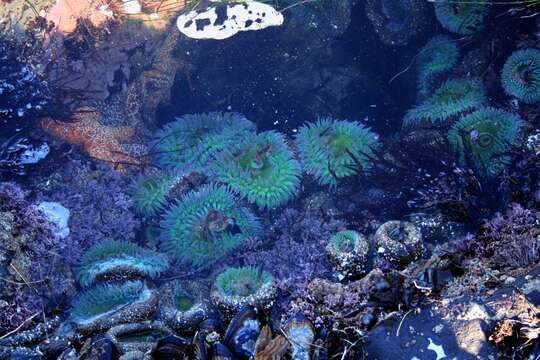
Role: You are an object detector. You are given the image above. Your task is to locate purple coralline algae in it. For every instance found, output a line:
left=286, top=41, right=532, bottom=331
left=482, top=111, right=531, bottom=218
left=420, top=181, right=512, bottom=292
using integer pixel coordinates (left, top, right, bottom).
left=0, top=182, right=73, bottom=334
left=231, top=207, right=346, bottom=299
left=37, top=159, right=141, bottom=257
left=469, top=203, right=540, bottom=268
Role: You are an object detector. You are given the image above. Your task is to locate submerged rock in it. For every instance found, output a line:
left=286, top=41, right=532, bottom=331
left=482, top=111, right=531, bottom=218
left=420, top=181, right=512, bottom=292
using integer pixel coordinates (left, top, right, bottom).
left=365, top=0, right=432, bottom=46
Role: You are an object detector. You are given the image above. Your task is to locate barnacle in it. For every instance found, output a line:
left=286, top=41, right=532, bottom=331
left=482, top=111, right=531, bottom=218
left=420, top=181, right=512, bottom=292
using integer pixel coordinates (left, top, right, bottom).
left=434, top=0, right=489, bottom=35
left=295, top=118, right=380, bottom=187
left=501, top=48, right=540, bottom=104
left=159, top=184, right=262, bottom=267
left=448, top=107, right=524, bottom=177
left=71, top=280, right=153, bottom=323
left=211, top=131, right=301, bottom=209
left=403, top=78, right=487, bottom=127
left=75, top=240, right=169, bottom=287
left=416, top=35, right=460, bottom=98
left=151, top=112, right=256, bottom=170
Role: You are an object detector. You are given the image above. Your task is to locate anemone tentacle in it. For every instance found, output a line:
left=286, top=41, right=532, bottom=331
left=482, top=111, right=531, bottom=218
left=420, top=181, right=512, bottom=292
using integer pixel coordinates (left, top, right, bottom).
left=75, top=240, right=169, bottom=287
left=295, top=118, right=380, bottom=187
left=215, top=266, right=274, bottom=297
left=211, top=130, right=301, bottom=209
left=448, top=107, right=524, bottom=177
left=403, top=78, right=487, bottom=128
left=71, top=281, right=150, bottom=322
left=501, top=48, right=540, bottom=104
left=434, top=0, right=489, bottom=35
left=159, top=184, right=262, bottom=267
left=416, top=35, right=460, bottom=99
left=151, top=112, right=256, bottom=170
left=130, top=173, right=177, bottom=217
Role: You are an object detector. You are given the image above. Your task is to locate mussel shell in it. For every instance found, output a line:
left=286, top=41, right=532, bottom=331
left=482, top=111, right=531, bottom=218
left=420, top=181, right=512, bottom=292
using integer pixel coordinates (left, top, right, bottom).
left=79, top=335, right=118, bottom=360
left=223, top=306, right=261, bottom=358
left=198, top=318, right=224, bottom=337
left=210, top=343, right=234, bottom=360
left=285, top=316, right=316, bottom=360
left=152, top=335, right=191, bottom=360
left=193, top=332, right=208, bottom=360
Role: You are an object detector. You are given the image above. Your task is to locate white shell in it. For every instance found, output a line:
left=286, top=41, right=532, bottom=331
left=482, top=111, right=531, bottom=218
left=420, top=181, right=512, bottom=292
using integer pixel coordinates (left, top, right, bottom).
left=123, top=0, right=142, bottom=14
left=176, top=1, right=284, bottom=40
left=37, top=201, right=70, bottom=239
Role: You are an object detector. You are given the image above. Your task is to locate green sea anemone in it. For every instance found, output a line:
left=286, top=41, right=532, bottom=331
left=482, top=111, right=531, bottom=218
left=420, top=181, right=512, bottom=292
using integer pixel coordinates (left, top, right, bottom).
left=151, top=112, right=256, bottom=170
left=330, top=230, right=362, bottom=252
left=501, top=48, right=540, bottom=104
left=434, top=1, right=489, bottom=35
left=327, top=230, right=370, bottom=279
left=71, top=281, right=151, bottom=323
left=403, top=78, right=487, bottom=128
left=295, top=118, right=380, bottom=187
left=448, top=107, right=524, bottom=176
left=211, top=266, right=277, bottom=314
left=75, top=240, right=169, bottom=287
left=159, top=184, right=262, bottom=267
left=215, top=266, right=273, bottom=297
left=130, top=173, right=177, bottom=217
left=211, top=131, right=301, bottom=209
left=416, top=35, right=460, bottom=98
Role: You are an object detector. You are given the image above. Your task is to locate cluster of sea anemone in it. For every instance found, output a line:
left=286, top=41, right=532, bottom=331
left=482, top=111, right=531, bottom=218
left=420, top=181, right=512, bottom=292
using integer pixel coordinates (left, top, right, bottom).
left=402, top=36, right=531, bottom=178
left=151, top=112, right=256, bottom=170
left=70, top=239, right=164, bottom=333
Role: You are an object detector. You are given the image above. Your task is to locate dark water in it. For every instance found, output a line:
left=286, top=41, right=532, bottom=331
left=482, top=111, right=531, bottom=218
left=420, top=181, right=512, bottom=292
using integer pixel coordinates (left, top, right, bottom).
left=1, top=0, right=540, bottom=359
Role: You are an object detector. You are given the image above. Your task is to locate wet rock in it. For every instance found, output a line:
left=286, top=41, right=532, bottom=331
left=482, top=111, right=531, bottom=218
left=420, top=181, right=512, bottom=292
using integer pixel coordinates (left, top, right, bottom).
left=405, top=212, right=469, bottom=246
left=0, top=315, right=62, bottom=347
